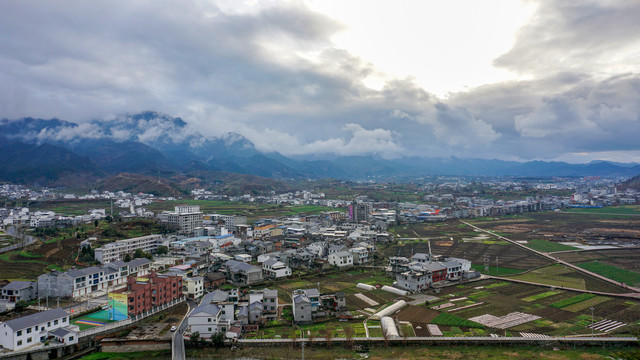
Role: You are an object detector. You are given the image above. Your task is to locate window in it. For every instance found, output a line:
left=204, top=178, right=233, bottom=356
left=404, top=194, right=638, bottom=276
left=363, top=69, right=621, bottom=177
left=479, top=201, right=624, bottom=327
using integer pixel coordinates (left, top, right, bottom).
left=17, top=340, right=22, bottom=346
left=17, top=330, right=22, bottom=336
left=26, top=328, right=31, bottom=334
left=48, top=322, right=51, bottom=327
left=63, top=317, right=67, bottom=322
left=208, top=328, right=212, bottom=332
left=69, top=336, right=74, bottom=341
left=208, top=318, right=212, bottom=322
left=54, top=320, right=58, bottom=325
left=27, top=337, right=32, bottom=343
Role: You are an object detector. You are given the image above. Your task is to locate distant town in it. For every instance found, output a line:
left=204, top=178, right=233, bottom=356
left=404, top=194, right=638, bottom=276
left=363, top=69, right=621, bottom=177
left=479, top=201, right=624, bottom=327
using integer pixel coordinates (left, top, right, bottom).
left=0, top=176, right=639, bottom=359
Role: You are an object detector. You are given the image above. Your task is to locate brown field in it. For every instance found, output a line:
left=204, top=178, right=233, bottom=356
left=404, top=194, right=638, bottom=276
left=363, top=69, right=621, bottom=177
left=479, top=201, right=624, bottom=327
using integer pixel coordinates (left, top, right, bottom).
left=395, top=305, right=439, bottom=323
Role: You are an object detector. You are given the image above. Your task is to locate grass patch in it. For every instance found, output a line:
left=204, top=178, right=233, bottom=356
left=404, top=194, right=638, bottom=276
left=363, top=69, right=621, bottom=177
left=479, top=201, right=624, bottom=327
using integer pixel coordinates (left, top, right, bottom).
left=511, top=264, right=587, bottom=289
left=562, top=296, right=611, bottom=312
left=430, top=313, right=485, bottom=328
left=525, top=239, right=577, bottom=252
left=577, top=262, right=640, bottom=287
left=471, top=264, right=524, bottom=276
left=563, top=205, right=640, bottom=215
left=521, top=291, right=559, bottom=302
left=551, top=293, right=596, bottom=309
left=484, top=282, right=509, bottom=289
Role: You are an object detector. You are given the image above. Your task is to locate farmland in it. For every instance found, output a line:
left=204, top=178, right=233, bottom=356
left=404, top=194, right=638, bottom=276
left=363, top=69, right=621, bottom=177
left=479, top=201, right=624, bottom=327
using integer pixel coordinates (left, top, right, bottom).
left=430, top=313, right=484, bottom=328
left=244, top=272, right=640, bottom=341
left=550, top=293, right=596, bottom=309
left=524, top=239, right=577, bottom=253
left=577, top=262, right=640, bottom=287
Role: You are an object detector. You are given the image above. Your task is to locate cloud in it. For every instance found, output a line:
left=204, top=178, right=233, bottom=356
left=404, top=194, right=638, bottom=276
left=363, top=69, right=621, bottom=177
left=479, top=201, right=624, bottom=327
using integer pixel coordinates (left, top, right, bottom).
left=0, top=0, right=638, bottom=163
left=493, top=0, right=640, bottom=78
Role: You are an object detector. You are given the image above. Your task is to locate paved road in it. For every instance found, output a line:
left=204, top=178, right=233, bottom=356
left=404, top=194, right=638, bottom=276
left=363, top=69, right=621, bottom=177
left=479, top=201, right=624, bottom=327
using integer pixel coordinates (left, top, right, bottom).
left=460, top=221, right=640, bottom=294
left=172, top=299, right=196, bottom=360
left=0, top=226, right=36, bottom=253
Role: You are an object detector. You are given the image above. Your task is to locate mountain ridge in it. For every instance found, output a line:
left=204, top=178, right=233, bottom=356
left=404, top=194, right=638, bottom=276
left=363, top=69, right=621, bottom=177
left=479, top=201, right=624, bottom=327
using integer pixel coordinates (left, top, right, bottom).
left=1, top=112, right=639, bottom=189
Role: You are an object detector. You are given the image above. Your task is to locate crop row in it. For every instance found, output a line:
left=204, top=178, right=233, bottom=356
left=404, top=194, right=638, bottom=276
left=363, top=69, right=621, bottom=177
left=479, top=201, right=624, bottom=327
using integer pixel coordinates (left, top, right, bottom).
left=430, top=313, right=485, bottom=329
left=550, top=293, right=595, bottom=308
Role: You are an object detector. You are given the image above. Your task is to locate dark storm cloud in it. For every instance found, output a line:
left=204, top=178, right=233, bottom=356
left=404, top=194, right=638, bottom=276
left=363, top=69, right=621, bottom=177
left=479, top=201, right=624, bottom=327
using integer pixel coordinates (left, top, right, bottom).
left=0, top=1, right=638, bottom=161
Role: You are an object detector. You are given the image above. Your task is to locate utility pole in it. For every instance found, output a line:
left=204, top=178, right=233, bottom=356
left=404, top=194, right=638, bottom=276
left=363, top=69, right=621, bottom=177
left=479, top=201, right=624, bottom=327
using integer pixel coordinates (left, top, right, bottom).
left=590, top=306, right=595, bottom=336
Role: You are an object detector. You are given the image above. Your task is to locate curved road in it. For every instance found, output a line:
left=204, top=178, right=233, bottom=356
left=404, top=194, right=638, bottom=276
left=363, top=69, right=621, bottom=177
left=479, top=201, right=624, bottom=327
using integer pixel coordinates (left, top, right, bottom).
left=460, top=220, right=640, bottom=295
left=172, top=298, right=196, bottom=360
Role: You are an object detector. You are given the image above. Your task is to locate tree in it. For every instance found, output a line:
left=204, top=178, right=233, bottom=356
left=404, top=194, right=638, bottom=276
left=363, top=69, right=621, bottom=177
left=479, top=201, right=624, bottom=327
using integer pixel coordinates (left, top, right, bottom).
left=210, top=332, right=225, bottom=349
left=123, top=253, right=132, bottom=262
left=157, top=245, right=168, bottom=255
left=14, top=300, right=28, bottom=312
left=190, top=331, right=201, bottom=348
left=78, top=245, right=95, bottom=263
left=94, top=219, right=99, bottom=228
left=133, top=248, right=152, bottom=260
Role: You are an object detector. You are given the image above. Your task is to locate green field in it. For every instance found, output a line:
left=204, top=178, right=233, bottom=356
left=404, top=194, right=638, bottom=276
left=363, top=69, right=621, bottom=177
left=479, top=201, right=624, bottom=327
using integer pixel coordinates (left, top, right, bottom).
left=563, top=205, right=640, bottom=216
left=525, top=239, right=577, bottom=253
left=430, top=313, right=485, bottom=328
left=577, top=262, right=640, bottom=286
left=521, top=291, right=559, bottom=302
left=550, top=293, right=596, bottom=309
left=511, top=264, right=588, bottom=289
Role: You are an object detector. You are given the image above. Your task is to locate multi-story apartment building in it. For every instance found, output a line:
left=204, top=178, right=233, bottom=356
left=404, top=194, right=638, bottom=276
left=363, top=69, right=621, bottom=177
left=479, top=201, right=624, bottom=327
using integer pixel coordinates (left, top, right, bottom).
left=37, top=258, right=152, bottom=299
left=94, top=234, right=163, bottom=263
left=118, top=271, right=183, bottom=317
left=183, top=276, right=204, bottom=299
left=160, top=205, right=203, bottom=235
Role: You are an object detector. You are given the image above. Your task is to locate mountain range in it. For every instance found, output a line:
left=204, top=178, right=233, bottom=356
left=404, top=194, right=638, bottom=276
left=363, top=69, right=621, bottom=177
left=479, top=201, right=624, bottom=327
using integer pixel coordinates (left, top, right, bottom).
left=1, top=111, right=639, bottom=191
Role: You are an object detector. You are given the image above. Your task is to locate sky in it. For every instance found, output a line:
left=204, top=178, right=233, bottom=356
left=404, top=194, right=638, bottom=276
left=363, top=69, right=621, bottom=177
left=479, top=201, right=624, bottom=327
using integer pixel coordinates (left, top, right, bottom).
left=1, top=0, right=640, bottom=163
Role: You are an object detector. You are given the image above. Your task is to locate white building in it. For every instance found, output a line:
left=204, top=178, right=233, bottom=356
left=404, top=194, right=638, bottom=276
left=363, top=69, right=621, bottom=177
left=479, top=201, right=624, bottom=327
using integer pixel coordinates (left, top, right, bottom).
left=94, top=234, right=163, bottom=263
left=328, top=251, right=353, bottom=267
left=262, top=259, right=292, bottom=279
left=187, top=304, right=233, bottom=339
left=159, top=205, right=203, bottom=235
left=0, top=308, right=78, bottom=351
left=184, top=276, right=204, bottom=299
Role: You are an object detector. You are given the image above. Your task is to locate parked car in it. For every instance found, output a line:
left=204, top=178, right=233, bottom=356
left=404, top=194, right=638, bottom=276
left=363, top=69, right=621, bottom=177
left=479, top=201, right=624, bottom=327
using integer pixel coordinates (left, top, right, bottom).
left=170, top=325, right=177, bottom=332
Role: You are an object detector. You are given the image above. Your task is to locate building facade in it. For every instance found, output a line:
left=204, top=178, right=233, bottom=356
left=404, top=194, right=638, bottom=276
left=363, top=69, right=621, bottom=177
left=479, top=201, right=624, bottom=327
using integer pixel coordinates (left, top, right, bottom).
left=118, top=271, right=183, bottom=317
left=95, top=234, right=163, bottom=263
left=0, top=308, right=78, bottom=351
